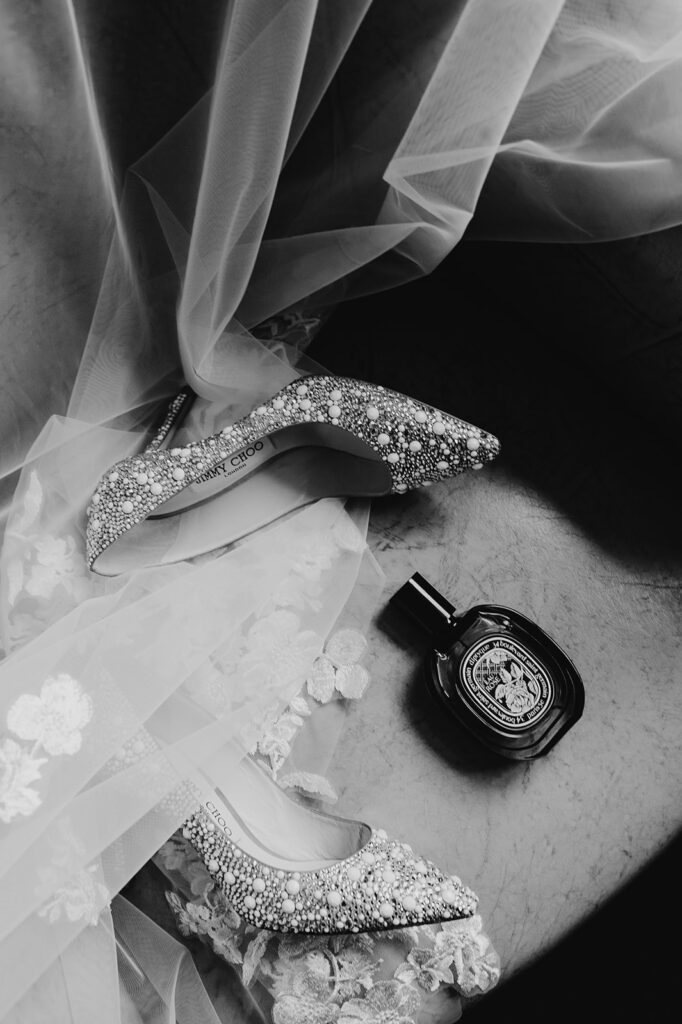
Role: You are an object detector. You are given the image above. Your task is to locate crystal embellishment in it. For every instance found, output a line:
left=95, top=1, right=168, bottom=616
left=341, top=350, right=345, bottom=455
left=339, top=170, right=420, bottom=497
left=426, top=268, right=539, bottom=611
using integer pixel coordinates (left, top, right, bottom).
left=86, top=375, right=500, bottom=572
left=182, top=807, right=478, bottom=935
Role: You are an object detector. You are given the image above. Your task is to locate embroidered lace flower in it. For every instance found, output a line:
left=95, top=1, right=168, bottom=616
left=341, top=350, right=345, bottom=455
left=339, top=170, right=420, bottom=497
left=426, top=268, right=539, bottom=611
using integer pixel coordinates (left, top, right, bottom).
left=254, top=694, right=312, bottom=772
left=24, top=535, right=90, bottom=602
left=157, top=837, right=190, bottom=874
left=243, top=611, right=322, bottom=692
left=1, top=674, right=93, bottom=824
left=394, top=947, right=455, bottom=993
left=272, top=984, right=340, bottom=1024
left=338, top=980, right=420, bottom=1023
left=266, top=526, right=341, bottom=614
left=14, top=470, right=44, bottom=536
left=242, top=930, right=272, bottom=986
left=266, top=936, right=370, bottom=1024
left=330, top=514, right=367, bottom=554
left=269, top=933, right=379, bottom=1010
left=5, top=475, right=93, bottom=613
left=37, top=863, right=109, bottom=926
left=0, top=738, right=47, bottom=824
left=166, top=891, right=243, bottom=966
left=332, top=940, right=379, bottom=1001
left=307, top=629, right=371, bottom=703
left=7, top=674, right=93, bottom=756
left=289, top=530, right=338, bottom=582
left=434, top=916, right=501, bottom=996
left=4, top=497, right=98, bottom=654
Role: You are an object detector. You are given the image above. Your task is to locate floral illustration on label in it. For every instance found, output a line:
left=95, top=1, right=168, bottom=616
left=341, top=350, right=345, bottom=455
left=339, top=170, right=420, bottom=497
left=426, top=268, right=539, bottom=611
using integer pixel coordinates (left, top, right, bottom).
left=460, top=636, right=552, bottom=730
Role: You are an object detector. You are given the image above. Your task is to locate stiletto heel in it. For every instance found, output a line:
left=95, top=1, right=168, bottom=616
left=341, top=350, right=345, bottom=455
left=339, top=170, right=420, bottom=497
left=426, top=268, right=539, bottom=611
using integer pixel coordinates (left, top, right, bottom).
left=86, top=374, right=500, bottom=575
left=181, top=757, right=478, bottom=935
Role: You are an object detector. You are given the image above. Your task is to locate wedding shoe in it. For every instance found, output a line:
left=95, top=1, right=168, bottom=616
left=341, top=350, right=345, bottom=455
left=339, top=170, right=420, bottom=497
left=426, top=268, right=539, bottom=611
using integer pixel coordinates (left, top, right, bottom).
left=181, top=757, right=478, bottom=935
left=86, top=374, right=500, bottom=575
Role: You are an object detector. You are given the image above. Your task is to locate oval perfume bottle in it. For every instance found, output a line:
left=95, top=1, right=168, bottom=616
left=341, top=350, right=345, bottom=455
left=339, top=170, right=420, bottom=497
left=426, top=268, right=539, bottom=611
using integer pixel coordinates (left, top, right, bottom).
left=390, top=573, right=585, bottom=760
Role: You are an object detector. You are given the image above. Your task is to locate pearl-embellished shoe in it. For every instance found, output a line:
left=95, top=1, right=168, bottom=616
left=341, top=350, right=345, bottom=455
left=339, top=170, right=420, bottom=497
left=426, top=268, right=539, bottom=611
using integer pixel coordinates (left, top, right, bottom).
left=86, top=374, right=500, bottom=575
left=182, top=758, right=478, bottom=935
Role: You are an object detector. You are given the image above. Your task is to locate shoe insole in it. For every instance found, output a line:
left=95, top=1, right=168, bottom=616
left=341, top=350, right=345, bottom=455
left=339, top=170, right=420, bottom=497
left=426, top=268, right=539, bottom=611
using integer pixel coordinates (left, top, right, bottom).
left=157, top=423, right=390, bottom=516
left=95, top=432, right=391, bottom=575
left=196, top=754, right=370, bottom=871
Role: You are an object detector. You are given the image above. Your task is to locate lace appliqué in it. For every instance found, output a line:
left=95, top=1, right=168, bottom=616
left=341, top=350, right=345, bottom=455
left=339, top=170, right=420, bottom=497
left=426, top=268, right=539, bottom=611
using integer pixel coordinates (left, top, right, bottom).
left=23, top=535, right=90, bottom=602
left=38, top=863, right=110, bottom=926
left=245, top=611, right=322, bottom=691
left=32, top=817, right=111, bottom=927
left=394, top=917, right=500, bottom=997
left=8, top=673, right=93, bottom=755
left=0, top=674, right=93, bottom=824
left=339, top=980, right=420, bottom=1023
left=433, top=917, right=501, bottom=996
left=0, top=739, right=46, bottom=823
left=158, top=837, right=500, bottom=1023
left=166, top=890, right=243, bottom=966
left=253, top=694, right=313, bottom=775
left=2, top=472, right=96, bottom=655
left=307, top=629, right=371, bottom=703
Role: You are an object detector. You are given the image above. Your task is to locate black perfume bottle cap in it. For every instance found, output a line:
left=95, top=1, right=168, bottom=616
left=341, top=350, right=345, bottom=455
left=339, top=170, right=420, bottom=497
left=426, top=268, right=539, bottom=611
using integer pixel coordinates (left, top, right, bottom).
left=391, top=573, right=585, bottom=760
left=391, top=572, right=456, bottom=639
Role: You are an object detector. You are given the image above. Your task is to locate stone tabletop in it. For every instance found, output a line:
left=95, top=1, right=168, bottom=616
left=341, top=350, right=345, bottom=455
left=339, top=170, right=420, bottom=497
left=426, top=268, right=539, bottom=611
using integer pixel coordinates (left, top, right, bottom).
left=330, top=467, right=682, bottom=978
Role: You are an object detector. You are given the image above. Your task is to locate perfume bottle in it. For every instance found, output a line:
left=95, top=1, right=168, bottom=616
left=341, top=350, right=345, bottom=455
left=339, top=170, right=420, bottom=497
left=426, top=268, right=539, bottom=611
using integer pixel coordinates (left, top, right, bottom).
left=390, top=573, right=584, bottom=760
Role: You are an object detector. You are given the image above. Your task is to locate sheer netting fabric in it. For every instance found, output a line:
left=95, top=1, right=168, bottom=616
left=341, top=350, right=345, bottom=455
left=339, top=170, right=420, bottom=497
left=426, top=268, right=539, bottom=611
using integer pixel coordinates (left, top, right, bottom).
left=2, top=1, right=682, bottom=1021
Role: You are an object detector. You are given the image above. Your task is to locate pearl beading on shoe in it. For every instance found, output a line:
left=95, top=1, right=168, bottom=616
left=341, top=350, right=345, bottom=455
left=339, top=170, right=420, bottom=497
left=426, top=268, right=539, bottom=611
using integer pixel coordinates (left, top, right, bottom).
left=182, top=807, right=478, bottom=934
left=147, top=389, right=193, bottom=451
left=86, top=375, right=500, bottom=571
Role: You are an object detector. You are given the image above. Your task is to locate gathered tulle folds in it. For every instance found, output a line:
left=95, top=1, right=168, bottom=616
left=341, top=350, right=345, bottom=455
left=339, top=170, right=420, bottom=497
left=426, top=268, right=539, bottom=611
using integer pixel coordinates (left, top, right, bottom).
left=3, top=0, right=682, bottom=1019
left=59, top=0, right=682, bottom=418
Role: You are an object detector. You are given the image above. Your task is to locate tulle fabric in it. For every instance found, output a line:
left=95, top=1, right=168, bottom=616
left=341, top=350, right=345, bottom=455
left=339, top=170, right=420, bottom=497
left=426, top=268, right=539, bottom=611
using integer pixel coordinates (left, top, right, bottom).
left=3, top=0, right=682, bottom=1020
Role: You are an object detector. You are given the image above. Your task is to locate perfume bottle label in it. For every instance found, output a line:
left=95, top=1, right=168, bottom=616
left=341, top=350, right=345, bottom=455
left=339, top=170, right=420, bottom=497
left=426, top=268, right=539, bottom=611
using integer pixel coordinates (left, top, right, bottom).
left=460, top=635, right=553, bottom=730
